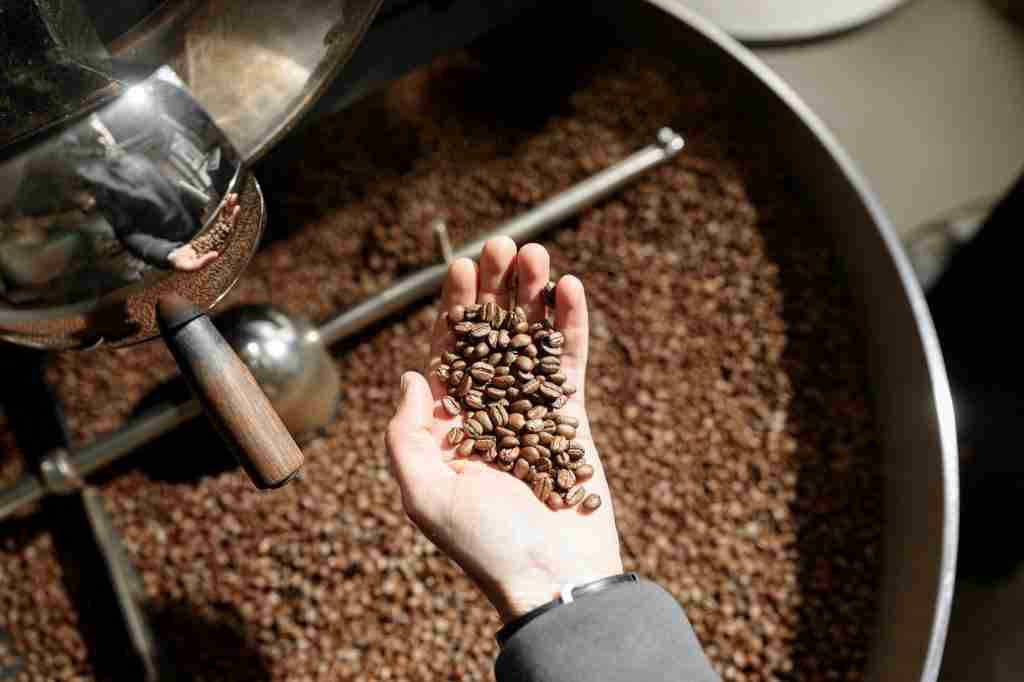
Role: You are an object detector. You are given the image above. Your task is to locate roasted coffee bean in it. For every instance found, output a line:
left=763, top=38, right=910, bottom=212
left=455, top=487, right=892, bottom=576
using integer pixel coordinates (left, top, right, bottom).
left=457, top=439, right=476, bottom=457
left=436, top=364, right=451, bottom=381
left=462, top=343, right=477, bottom=359
left=546, top=492, right=566, bottom=510
left=487, top=352, right=504, bottom=366
left=551, top=395, right=569, bottom=409
left=474, top=437, right=496, bottom=452
left=449, top=370, right=465, bottom=388
left=497, top=458, right=515, bottom=472
left=542, top=419, right=557, bottom=433
left=566, top=459, right=582, bottom=471
left=526, top=405, right=549, bottom=420
left=567, top=442, right=586, bottom=460
left=464, top=392, right=486, bottom=410
left=470, top=362, right=495, bottom=383
left=575, top=464, right=594, bottom=481
left=499, top=435, right=520, bottom=449
left=451, top=359, right=467, bottom=371
left=441, top=396, right=461, bottom=417
left=495, top=426, right=516, bottom=439
left=535, top=457, right=553, bottom=473
left=489, top=404, right=509, bottom=428
left=508, top=413, right=526, bottom=432
left=447, top=428, right=465, bottom=446
left=449, top=305, right=466, bottom=323
left=455, top=339, right=468, bottom=352
left=553, top=451, right=570, bottom=467
left=485, top=386, right=507, bottom=401
left=549, top=435, right=568, bottom=454
left=474, top=411, right=494, bottom=433
left=513, top=319, right=530, bottom=334
left=543, top=331, right=565, bottom=349
left=481, top=301, right=497, bottom=324
left=487, top=330, right=500, bottom=348
left=524, top=418, right=545, bottom=433
left=469, top=323, right=491, bottom=339
left=474, top=342, right=490, bottom=359
left=543, top=345, right=563, bottom=357
left=536, top=445, right=551, bottom=459
left=517, top=370, right=536, bottom=383
left=543, top=280, right=557, bottom=306
left=554, top=414, right=579, bottom=427
left=531, top=322, right=547, bottom=333
left=556, top=424, right=576, bottom=439
left=498, top=447, right=519, bottom=463
left=464, top=303, right=482, bottom=320
left=522, top=378, right=542, bottom=395
left=513, top=458, right=530, bottom=480
left=537, top=357, right=561, bottom=375
left=533, top=329, right=551, bottom=344
left=562, top=383, right=578, bottom=397
left=581, top=494, right=602, bottom=512
left=556, top=468, right=576, bottom=490
left=539, top=383, right=563, bottom=401
left=494, top=308, right=508, bottom=330
left=443, top=351, right=459, bottom=364
left=463, top=419, right=484, bottom=438
left=497, top=330, right=511, bottom=349
left=547, top=371, right=567, bottom=385
left=506, top=386, right=521, bottom=401
left=482, top=445, right=498, bottom=463
left=524, top=343, right=539, bottom=358
left=491, top=375, right=516, bottom=389
left=502, top=351, right=519, bottom=366
left=494, top=364, right=510, bottom=376
left=564, top=484, right=587, bottom=507
left=514, top=356, right=534, bottom=372
left=511, top=334, right=532, bottom=349
left=519, top=446, right=540, bottom=464
left=509, top=399, right=532, bottom=414
left=453, top=321, right=475, bottom=334
left=521, top=433, right=541, bottom=446
left=538, top=432, right=554, bottom=447
left=532, top=474, right=553, bottom=502
left=456, top=374, right=473, bottom=396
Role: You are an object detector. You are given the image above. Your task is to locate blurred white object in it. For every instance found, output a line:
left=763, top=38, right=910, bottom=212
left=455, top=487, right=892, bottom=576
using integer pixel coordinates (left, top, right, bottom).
left=902, top=196, right=995, bottom=291
left=677, top=0, right=910, bottom=41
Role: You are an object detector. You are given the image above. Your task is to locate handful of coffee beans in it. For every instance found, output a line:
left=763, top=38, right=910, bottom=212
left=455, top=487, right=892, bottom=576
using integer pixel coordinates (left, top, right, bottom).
left=438, top=287, right=601, bottom=511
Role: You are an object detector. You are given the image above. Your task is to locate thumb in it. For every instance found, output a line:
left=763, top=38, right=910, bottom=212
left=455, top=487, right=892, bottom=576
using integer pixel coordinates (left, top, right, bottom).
left=386, top=372, right=453, bottom=513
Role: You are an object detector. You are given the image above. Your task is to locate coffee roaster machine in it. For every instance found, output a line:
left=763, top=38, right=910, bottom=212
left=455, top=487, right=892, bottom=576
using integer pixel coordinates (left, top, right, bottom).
left=0, top=1, right=956, bottom=680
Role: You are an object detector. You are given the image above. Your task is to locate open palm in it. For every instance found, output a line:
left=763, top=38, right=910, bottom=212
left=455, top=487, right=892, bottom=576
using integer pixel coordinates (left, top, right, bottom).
left=386, top=237, right=623, bottom=622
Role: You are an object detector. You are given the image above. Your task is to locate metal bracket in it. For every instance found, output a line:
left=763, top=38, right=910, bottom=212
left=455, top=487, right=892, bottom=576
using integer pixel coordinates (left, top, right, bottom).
left=39, top=448, right=85, bottom=495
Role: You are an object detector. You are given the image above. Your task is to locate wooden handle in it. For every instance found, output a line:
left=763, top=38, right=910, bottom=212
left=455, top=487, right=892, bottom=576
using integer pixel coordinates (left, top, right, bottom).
left=157, top=294, right=304, bottom=489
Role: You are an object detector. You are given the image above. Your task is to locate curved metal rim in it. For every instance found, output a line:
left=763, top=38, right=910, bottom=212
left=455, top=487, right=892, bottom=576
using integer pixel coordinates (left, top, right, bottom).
left=643, top=0, right=959, bottom=678
left=700, top=0, right=914, bottom=44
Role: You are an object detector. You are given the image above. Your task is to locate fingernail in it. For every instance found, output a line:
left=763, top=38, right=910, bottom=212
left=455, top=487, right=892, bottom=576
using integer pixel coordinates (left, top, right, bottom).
left=400, top=372, right=411, bottom=393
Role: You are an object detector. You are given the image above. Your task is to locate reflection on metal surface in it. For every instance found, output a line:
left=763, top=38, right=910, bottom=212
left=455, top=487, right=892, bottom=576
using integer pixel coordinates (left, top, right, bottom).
left=0, top=67, right=261, bottom=349
left=110, top=0, right=385, bottom=161
left=216, top=305, right=342, bottom=441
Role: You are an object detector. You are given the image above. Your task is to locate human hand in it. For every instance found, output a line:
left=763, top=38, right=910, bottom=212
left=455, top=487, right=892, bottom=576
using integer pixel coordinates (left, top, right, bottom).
left=386, top=237, right=623, bottom=623
left=167, top=244, right=218, bottom=271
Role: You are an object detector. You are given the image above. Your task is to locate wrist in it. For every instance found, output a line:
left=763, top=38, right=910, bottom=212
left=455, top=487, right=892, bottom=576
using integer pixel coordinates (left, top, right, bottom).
left=489, top=556, right=625, bottom=623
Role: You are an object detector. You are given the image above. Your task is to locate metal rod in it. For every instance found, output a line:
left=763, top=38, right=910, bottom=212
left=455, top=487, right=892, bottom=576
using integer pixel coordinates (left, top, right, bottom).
left=0, top=128, right=684, bottom=522
left=320, top=127, right=684, bottom=344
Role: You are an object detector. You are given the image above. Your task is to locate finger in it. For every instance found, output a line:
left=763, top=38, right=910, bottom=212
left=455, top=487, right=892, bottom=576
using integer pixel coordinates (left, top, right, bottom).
left=515, top=243, right=550, bottom=322
left=386, top=372, right=455, bottom=517
left=476, top=237, right=517, bottom=306
left=554, top=275, right=589, bottom=392
left=191, top=251, right=218, bottom=271
left=427, top=258, right=478, bottom=396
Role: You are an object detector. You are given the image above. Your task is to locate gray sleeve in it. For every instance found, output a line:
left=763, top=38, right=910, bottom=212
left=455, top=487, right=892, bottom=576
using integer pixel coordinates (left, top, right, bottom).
left=495, top=578, right=720, bottom=682
left=120, top=232, right=181, bottom=268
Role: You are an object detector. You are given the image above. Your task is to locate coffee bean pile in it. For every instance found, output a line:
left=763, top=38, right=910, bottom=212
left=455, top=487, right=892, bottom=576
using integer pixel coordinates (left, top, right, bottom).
left=0, top=32, right=882, bottom=682
left=440, top=300, right=601, bottom=511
